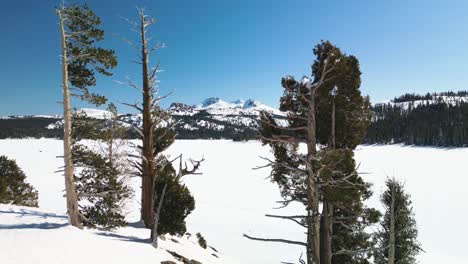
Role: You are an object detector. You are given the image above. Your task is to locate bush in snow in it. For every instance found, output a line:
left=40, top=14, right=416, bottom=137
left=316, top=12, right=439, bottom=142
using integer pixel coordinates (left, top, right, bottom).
left=153, top=157, right=195, bottom=236
left=0, top=155, right=38, bottom=207
left=196, top=232, right=207, bottom=249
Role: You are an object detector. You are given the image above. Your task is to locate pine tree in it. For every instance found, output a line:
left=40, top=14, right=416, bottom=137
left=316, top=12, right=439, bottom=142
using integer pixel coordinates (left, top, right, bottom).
left=0, top=156, right=38, bottom=207
left=248, top=41, right=345, bottom=264
left=249, top=41, right=376, bottom=264
left=73, top=144, right=130, bottom=229
left=55, top=3, right=117, bottom=228
left=375, top=178, right=422, bottom=264
left=71, top=104, right=131, bottom=230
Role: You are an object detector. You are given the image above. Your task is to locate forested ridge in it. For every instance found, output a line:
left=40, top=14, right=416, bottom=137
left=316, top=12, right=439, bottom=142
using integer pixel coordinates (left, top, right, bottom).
left=365, top=91, right=468, bottom=147
left=4, top=91, right=468, bottom=147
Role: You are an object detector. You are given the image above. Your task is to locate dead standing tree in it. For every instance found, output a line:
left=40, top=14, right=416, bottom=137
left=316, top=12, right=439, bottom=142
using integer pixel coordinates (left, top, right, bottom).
left=55, top=3, right=117, bottom=228
left=120, top=8, right=168, bottom=229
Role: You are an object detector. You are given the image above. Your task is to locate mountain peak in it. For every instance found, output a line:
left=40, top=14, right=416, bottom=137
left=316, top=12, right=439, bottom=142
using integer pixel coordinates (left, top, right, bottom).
left=201, top=97, right=222, bottom=107
left=232, top=99, right=244, bottom=105
left=243, top=99, right=260, bottom=109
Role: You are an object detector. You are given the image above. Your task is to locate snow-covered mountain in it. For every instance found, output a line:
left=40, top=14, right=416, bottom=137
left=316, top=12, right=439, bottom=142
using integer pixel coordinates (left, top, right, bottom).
left=166, top=98, right=284, bottom=134
left=170, top=97, right=282, bottom=117
left=0, top=97, right=284, bottom=140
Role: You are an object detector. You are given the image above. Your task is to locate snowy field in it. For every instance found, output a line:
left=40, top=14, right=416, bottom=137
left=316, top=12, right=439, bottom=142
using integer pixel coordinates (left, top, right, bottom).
left=0, top=139, right=466, bottom=264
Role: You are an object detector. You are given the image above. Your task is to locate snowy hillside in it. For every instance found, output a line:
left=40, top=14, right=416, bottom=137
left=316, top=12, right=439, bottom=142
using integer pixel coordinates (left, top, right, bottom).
left=1, top=139, right=467, bottom=264
left=374, top=92, right=468, bottom=110
left=0, top=204, right=224, bottom=264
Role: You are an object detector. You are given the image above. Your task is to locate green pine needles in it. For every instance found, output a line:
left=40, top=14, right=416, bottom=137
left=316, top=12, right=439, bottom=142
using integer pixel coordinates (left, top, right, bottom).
left=0, top=156, right=39, bottom=207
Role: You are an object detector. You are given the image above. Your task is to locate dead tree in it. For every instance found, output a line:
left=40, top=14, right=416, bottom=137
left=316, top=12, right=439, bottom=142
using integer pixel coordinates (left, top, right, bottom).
left=120, top=8, right=168, bottom=229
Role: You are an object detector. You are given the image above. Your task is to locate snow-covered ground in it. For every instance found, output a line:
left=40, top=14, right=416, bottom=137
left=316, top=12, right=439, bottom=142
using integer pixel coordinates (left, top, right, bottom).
left=0, top=204, right=223, bottom=264
left=0, top=139, right=466, bottom=264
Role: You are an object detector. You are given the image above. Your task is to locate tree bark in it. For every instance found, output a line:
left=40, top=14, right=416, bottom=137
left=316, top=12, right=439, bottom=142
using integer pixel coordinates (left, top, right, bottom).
left=306, top=88, right=320, bottom=264
left=139, top=10, right=156, bottom=229
left=58, top=8, right=81, bottom=228
left=320, top=202, right=333, bottom=264
left=152, top=183, right=167, bottom=248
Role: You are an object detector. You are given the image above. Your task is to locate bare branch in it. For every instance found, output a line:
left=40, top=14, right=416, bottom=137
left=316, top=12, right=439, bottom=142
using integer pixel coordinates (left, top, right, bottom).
left=243, top=234, right=307, bottom=247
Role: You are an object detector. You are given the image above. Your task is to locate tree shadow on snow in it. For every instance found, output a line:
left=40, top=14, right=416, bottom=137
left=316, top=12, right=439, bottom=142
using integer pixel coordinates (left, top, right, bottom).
left=0, top=209, right=69, bottom=230
left=0, top=222, right=68, bottom=230
left=0, top=209, right=68, bottom=220
left=95, top=231, right=150, bottom=244
left=126, top=221, right=146, bottom=229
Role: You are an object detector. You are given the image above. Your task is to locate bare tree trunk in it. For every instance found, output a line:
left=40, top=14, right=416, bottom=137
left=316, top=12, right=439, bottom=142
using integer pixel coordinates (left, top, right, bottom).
left=58, top=9, right=81, bottom=228
left=306, top=89, right=320, bottom=264
left=320, top=202, right=333, bottom=264
left=388, top=184, right=396, bottom=264
left=152, top=183, right=167, bottom=248
left=139, top=10, right=156, bottom=229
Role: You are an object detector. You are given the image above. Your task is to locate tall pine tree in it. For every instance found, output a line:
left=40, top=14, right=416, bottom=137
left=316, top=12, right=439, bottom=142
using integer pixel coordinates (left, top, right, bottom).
left=55, top=3, right=117, bottom=228
left=249, top=41, right=376, bottom=264
left=375, top=178, right=422, bottom=264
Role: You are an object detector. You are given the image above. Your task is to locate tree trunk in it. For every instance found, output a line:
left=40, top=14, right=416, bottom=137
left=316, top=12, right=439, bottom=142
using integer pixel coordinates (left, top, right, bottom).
left=139, top=11, right=156, bottom=229
left=330, top=98, right=335, bottom=149
left=320, top=97, right=335, bottom=264
left=152, top=183, right=167, bottom=248
left=58, top=9, right=81, bottom=228
left=320, top=201, right=333, bottom=264
left=306, top=89, right=320, bottom=264
left=388, top=184, right=396, bottom=264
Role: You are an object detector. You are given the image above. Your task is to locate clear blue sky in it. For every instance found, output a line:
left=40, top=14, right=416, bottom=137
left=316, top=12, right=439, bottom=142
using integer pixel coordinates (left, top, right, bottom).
left=2, top=0, right=468, bottom=115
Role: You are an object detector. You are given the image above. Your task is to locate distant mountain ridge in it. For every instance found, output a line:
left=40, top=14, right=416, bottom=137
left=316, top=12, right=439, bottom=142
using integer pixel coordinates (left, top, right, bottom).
left=6, top=92, right=468, bottom=145
left=0, top=98, right=284, bottom=141
left=169, top=97, right=282, bottom=116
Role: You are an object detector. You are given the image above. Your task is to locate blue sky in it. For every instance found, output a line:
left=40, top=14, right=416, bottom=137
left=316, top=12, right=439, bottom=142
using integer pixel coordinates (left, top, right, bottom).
left=2, top=0, right=468, bottom=115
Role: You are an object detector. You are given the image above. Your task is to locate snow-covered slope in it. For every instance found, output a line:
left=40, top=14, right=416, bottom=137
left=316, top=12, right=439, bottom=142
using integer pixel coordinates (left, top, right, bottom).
left=1, top=139, right=467, bottom=264
left=0, top=204, right=223, bottom=264
left=374, top=94, right=468, bottom=110
left=0, top=139, right=229, bottom=264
